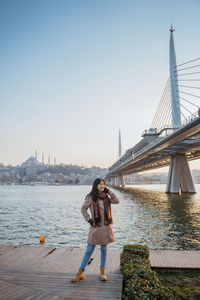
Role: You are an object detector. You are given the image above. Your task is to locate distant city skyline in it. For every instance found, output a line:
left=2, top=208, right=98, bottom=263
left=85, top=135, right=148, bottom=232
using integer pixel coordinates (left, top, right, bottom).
left=1, top=0, right=200, bottom=169
left=1, top=152, right=199, bottom=175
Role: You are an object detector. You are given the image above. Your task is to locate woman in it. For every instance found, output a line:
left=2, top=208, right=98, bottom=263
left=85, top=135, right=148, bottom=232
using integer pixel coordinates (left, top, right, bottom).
left=71, top=178, right=119, bottom=283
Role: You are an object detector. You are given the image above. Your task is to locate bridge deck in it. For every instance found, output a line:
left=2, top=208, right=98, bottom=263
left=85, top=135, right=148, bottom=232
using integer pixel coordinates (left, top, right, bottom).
left=1, top=244, right=200, bottom=299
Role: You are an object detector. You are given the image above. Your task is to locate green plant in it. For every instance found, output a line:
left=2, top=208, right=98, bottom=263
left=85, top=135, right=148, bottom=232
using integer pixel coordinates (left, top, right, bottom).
left=120, top=244, right=174, bottom=299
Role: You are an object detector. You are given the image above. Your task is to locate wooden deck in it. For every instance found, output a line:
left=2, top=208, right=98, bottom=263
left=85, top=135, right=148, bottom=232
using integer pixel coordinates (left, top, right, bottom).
left=0, top=244, right=123, bottom=300
left=1, top=244, right=200, bottom=299
left=150, top=249, right=200, bottom=269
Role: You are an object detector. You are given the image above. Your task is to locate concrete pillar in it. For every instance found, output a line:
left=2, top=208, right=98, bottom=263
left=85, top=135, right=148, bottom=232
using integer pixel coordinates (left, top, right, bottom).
left=120, top=175, right=125, bottom=187
left=110, top=175, right=125, bottom=187
left=116, top=176, right=120, bottom=186
left=110, top=177, right=115, bottom=186
left=166, top=154, right=196, bottom=194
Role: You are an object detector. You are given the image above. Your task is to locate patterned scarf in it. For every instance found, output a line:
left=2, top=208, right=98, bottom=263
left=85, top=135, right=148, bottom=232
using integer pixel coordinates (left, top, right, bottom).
left=91, top=192, right=112, bottom=226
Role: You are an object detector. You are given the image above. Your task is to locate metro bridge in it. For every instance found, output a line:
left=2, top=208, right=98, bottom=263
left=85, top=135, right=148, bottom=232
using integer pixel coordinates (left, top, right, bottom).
left=107, top=27, right=200, bottom=194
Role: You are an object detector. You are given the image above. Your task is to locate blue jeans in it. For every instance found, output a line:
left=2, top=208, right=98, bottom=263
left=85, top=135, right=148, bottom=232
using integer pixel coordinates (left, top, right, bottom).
left=80, top=243, right=107, bottom=269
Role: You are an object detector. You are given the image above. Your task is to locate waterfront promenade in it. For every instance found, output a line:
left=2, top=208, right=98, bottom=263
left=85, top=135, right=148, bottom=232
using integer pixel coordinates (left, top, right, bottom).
left=1, top=244, right=200, bottom=299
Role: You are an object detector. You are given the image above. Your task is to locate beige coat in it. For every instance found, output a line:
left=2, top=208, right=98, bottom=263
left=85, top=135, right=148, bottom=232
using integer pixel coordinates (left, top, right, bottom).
left=81, top=192, right=120, bottom=245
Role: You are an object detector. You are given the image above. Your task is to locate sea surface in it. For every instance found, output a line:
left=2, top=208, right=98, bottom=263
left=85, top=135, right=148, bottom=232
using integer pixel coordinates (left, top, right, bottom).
left=0, top=184, right=200, bottom=250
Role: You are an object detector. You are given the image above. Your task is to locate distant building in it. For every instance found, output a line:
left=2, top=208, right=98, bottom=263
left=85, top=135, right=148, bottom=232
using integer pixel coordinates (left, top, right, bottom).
left=21, top=156, right=40, bottom=176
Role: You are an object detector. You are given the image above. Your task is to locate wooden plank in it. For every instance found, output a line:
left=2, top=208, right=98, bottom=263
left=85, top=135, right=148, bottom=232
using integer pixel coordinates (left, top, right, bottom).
left=0, top=279, right=41, bottom=300
left=39, top=248, right=86, bottom=273
left=0, top=245, right=57, bottom=271
left=0, top=244, right=123, bottom=300
left=0, top=244, right=17, bottom=256
left=0, top=269, right=123, bottom=300
left=0, top=244, right=122, bottom=275
left=2, top=244, right=200, bottom=270
left=8, top=290, right=43, bottom=300
left=150, top=250, right=200, bottom=268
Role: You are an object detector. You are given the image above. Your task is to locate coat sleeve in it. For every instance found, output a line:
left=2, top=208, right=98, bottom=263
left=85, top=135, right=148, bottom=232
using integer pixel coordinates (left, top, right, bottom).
left=109, top=192, right=120, bottom=204
left=81, top=194, right=91, bottom=221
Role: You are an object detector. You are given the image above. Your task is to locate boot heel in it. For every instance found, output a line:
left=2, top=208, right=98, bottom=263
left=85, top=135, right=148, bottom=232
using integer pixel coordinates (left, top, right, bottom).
left=71, top=268, right=84, bottom=283
left=100, top=266, right=107, bottom=281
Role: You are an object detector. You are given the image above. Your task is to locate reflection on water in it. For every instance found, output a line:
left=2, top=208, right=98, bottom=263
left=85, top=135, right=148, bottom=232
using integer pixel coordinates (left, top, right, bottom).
left=0, top=184, right=200, bottom=250
left=115, top=185, right=200, bottom=250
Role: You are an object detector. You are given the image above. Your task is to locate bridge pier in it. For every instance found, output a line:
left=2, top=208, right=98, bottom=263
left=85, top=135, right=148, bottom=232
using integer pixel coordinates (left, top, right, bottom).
left=166, top=154, right=196, bottom=194
left=120, top=175, right=125, bottom=187
left=110, top=176, right=117, bottom=186
left=110, top=177, right=113, bottom=186
left=110, top=175, right=125, bottom=188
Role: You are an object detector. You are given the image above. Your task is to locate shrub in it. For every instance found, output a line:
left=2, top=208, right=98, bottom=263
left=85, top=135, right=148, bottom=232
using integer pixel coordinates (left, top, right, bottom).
left=120, top=244, right=174, bottom=299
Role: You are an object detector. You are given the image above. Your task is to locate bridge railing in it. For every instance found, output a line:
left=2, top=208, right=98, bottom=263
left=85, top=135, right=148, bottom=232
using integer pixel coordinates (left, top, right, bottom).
left=134, top=109, right=200, bottom=158
left=149, top=109, right=200, bottom=139
left=181, top=110, right=200, bottom=127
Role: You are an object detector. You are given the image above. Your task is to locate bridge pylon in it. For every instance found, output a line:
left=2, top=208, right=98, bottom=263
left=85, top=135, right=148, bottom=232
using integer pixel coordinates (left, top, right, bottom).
left=166, top=154, right=196, bottom=194
left=167, top=28, right=196, bottom=194
left=169, top=26, right=181, bottom=128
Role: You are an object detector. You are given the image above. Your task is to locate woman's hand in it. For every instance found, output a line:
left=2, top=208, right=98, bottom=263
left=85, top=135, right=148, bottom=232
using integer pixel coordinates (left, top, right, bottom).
left=88, top=219, right=94, bottom=226
left=104, top=187, right=110, bottom=193
left=104, top=187, right=113, bottom=195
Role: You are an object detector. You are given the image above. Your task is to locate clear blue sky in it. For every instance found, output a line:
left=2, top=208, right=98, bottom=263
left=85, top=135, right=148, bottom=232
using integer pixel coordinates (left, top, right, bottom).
left=1, top=0, right=200, bottom=168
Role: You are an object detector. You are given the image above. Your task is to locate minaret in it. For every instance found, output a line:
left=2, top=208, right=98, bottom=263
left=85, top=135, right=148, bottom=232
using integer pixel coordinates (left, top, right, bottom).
left=42, top=152, right=44, bottom=165
left=119, top=129, right=122, bottom=158
left=54, top=157, right=56, bottom=165
left=48, top=155, right=50, bottom=165
left=169, top=26, right=181, bottom=128
left=35, top=150, right=37, bottom=160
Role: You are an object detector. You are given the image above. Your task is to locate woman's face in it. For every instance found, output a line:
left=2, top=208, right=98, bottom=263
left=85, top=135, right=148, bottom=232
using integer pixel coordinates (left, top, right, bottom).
left=97, top=180, right=105, bottom=192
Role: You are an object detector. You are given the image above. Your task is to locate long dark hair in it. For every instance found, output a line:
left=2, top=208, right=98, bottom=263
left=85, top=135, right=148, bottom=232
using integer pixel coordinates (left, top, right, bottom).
left=89, top=178, right=106, bottom=202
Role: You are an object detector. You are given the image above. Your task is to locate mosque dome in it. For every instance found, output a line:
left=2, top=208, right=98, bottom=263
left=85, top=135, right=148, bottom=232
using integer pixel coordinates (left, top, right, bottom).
left=21, top=156, right=40, bottom=167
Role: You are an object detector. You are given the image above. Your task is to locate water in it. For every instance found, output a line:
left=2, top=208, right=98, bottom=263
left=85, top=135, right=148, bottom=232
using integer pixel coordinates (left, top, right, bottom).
left=0, top=184, right=200, bottom=250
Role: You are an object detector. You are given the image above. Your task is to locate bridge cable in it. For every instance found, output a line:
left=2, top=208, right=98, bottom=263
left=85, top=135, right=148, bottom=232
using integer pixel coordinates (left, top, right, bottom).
left=176, top=58, right=200, bottom=67
left=156, top=90, right=171, bottom=129
left=163, top=98, right=172, bottom=127
left=179, top=90, right=200, bottom=99
left=180, top=110, right=187, bottom=120
left=176, top=65, right=200, bottom=72
left=180, top=103, right=193, bottom=114
left=151, top=78, right=171, bottom=129
left=178, top=85, right=200, bottom=90
left=176, top=79, right=200, bottom=81
left=159, top=79, right=172, bottom=128
left=151, top=81, right=169, bottom=128
left=157, top=89, right=172, bottom=129
left=150, top=56, right=200, bottom=133
left=176, top=72, right=200, bottom=76
left=179, top=96, right=199, bottom=108
left=161, top=88, right=172, bottom=127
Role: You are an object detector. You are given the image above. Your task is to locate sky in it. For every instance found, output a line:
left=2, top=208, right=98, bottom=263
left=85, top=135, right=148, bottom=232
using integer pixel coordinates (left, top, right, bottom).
left=1, top=0, right=200, bottom=169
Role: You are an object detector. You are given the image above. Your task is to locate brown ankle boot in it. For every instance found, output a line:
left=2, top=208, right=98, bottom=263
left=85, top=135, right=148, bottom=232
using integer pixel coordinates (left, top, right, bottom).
left=100, top=266, right=107, bottom=281
left=71, top=268, right=84, bottom=283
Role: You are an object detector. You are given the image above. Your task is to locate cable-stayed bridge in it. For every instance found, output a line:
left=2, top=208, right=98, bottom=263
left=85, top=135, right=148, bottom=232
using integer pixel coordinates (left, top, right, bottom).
left=107, top=27, right=200, bottom=194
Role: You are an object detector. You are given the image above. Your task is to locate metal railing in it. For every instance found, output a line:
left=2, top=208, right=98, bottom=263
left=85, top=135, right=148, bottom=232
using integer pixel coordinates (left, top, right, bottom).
left=181, top=110, right=200, bottom=126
